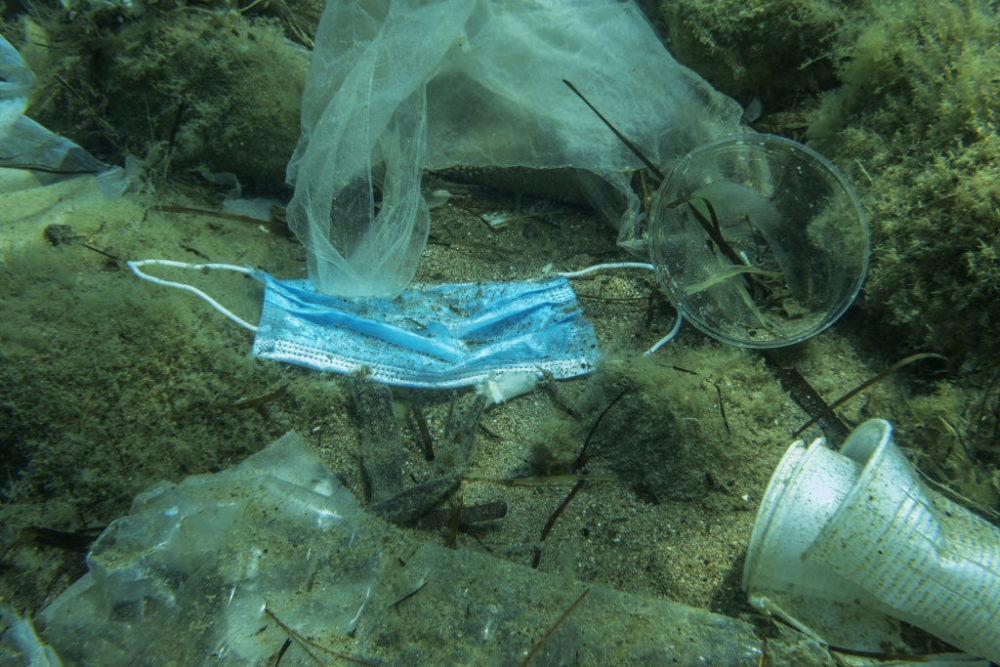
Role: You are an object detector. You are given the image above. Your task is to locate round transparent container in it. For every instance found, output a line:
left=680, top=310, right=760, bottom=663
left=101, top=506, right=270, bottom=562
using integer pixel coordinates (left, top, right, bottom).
left=649, top=134, right=869, bottom=348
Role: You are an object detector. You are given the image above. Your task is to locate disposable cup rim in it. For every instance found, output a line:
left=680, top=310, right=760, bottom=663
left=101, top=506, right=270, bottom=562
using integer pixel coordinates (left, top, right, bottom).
left=832, top=418, right=896, bottom=515
left=649, top=133, right=870, bottom=349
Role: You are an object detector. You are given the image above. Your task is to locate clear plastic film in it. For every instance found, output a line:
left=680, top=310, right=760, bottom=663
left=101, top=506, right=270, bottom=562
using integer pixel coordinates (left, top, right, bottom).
left=285, top=0, right=743, bottom=297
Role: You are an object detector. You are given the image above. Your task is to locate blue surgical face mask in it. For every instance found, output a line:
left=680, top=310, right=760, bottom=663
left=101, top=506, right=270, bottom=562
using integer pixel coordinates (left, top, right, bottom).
left=127, top=260, right=599, bottom=390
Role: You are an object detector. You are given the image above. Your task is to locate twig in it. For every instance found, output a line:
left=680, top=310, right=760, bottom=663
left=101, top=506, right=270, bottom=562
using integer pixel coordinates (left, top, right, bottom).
left=539, top=480, right=585, bottom=544
left=223, top=383, right=289, bottom=414
left=792, top=352, right=947, bottom=438
left=532, top=480, right=585, bottom=569
left=391, top=580, right=427, bottom=608
left=563, top=79, right=664, bottom=181
left=574, top=385, right=629, bottom=471
left=263, top=604, right=374, bottom=665
left=519, top=587, right=590, bottom=666
left=410, top=405, right=435, bottom=461
left=709, top=380, right=730, bottom=434
left=263, top=605, right=325, bottom=665
left=80, top=242, right=122, bottom=263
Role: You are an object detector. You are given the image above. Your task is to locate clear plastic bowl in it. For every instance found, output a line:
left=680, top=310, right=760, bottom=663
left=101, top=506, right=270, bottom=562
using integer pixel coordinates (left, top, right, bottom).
left=649, top=134, right=869, bottom=348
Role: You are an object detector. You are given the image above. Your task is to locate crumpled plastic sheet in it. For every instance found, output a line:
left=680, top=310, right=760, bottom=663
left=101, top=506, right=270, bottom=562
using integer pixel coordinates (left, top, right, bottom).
left=37, top=432, right=379, bottom=664
left=0, top=34, right=124, bottom=192
left=285, top=0, right=743, bottom=297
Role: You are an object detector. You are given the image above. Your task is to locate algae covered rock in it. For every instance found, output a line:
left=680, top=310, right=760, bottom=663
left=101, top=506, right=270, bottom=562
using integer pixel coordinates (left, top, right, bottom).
left=654, top=0, right=848, bottom=104
left=807, top=0, right=1000, bottom=369
left=12, top=3, right=308, bottom=193
left=655, top=0, right=1000, bottom=369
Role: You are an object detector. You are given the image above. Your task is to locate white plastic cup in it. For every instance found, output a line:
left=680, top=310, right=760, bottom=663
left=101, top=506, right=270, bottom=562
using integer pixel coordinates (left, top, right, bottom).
left=807, top=419, right=1000, bottom=661
left=742, top=437, right=866, bottom=602
left=744, top=419, right=1000, bottom=661
left=742, top=437, right=900, bottom=650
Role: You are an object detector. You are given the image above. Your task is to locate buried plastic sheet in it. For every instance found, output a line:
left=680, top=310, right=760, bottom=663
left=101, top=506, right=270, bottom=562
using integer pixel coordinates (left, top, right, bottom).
left=286, top=0, right=743, bottom=297
left=29, top=430, right=808, bottom=665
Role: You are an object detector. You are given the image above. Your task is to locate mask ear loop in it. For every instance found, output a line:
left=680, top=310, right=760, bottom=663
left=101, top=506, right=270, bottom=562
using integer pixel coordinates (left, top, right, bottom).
left=556, top=261, right=683, bottom=355
left=126, top=259, right=259, bottom=332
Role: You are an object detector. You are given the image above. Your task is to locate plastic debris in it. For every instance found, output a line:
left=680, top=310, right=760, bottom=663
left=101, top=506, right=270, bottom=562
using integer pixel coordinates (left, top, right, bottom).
left=744, top=419, right=1000, bottom=662
left=26, top=431, right=829, bottom=665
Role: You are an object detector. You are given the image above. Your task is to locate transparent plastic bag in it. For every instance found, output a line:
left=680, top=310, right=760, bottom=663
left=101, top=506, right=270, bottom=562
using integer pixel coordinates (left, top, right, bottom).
left=285, top=0, right=742, bottom=297
left=0, top=35, right=114, bottom=181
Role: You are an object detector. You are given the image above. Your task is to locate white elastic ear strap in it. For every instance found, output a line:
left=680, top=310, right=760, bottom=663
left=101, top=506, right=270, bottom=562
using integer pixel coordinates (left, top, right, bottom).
left=557, top=261, right=683, bottom=354
left=126, top=259, right=259, bottom=332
